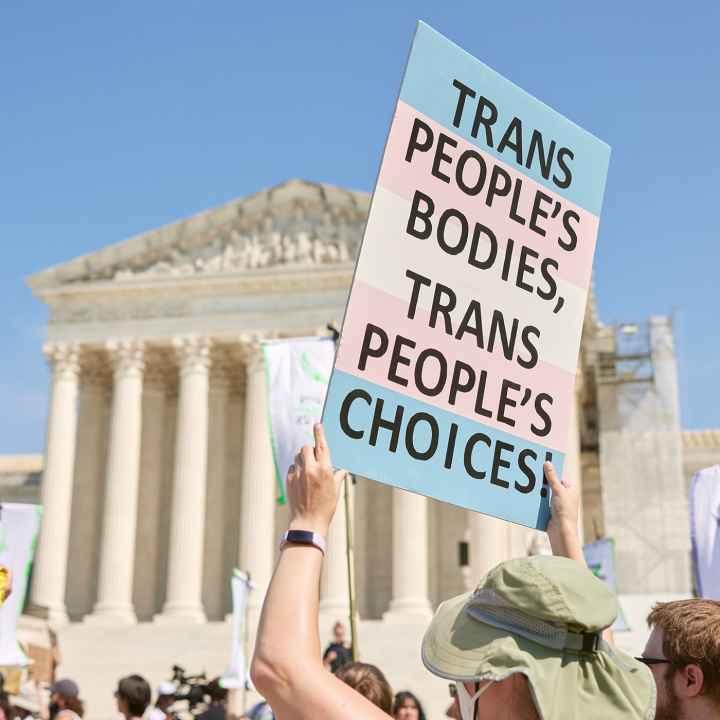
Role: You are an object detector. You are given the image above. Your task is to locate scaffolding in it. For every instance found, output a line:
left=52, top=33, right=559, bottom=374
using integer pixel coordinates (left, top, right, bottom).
left=595, top=322, right=655, bottom=385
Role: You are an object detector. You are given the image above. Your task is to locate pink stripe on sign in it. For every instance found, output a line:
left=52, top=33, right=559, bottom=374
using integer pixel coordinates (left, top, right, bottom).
left=336, top=279, right=574, bottom=451
left=377, top=100, right=599, bottom=292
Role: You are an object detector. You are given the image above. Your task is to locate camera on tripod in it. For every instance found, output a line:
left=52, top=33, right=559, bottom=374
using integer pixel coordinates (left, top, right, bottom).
left=171, top=665, right=209, bottom=711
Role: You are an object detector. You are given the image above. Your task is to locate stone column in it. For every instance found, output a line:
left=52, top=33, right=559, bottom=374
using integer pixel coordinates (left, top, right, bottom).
left=88, top=339, right=145, bottom=624
left=223, top=373, right=245, bottom=620
left=157, top=336, right=211, bottom=622
left=132, top=367, right=167, bottom=620
left=66, top=362, right=109, bottom=619
left=238, top=344, right=276, bottom=627
left=384, top=489, right=432, bottom=622
left=469, top=513, right=510, bottom=584
left=203, top=365, right=230, bottom=620
left=320, top=481, right=351, bottom=625
left=28, top=343, right=80, bottom=626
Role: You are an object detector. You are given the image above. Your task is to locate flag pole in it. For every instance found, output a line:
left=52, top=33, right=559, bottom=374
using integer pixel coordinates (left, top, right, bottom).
left=343, top=474, right=359, bottom=661
left=242, top=572, right=251, bottom=715
left=328, top=323, right=359, bottom=661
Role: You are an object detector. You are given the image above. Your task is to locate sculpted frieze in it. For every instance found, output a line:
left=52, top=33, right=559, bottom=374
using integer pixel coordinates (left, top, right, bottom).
left=90, top=198, right=366, bottom=283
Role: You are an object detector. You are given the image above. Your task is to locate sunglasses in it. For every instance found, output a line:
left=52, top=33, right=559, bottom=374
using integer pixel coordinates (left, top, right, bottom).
left=634, top=657, right=672, bottom=667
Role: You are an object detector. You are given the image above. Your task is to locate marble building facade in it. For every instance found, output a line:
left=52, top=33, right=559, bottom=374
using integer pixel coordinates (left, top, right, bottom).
left=24, top=179, right=692, bottom=628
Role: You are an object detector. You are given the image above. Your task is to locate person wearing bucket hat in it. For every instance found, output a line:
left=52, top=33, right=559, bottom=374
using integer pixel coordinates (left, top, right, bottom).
left=250, top=425, right=656, bottom=720
left=422, top=555, right=656, bottom=719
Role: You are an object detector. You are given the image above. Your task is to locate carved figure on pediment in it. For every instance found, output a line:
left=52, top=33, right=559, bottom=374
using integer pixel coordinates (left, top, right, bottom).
left=312, top=238, right=325, bottom=264
left=295, top=232, right=312, bottom=264
left=279, top=234, right=295, bottom=264
left=337, top=240, right=350, bottom=262
left=201, top=249, right=225, bottom=274
left=220, top=242, right=238, bottom=271
left=267, top=232, right=283, bottom=265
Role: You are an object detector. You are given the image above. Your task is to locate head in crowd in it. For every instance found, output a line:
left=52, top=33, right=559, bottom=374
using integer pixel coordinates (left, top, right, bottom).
left=155, top=682, right=176, bottom=712
left=50, top=678, right=84, bottom=719
left=115, top=675, right=151, bottom=720
left=205, top=679, right=228, bottom=705
left=335, top=662, right=393, bottom=714
left=0, top=673, right=12, bottom=720
left=644, top=598, right=720, bottom=720
left=422, top=555, right=656, bottom=720
left=333, top=621, right=345, bottom=644
left=392, top=690, right=427, bottom=720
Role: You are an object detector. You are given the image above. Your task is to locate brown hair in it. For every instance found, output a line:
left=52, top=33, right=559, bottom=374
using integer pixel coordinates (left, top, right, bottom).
left=648, top=599, right=720, bottom=704
left=336, top=662, right=393, bottom=713
left=116, top=675, right=151, bottom=718
left=62, top=697, right=85, bottom=718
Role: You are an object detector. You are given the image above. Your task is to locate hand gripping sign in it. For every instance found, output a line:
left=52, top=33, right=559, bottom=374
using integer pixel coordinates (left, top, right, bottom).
left=322, top=22, right=610, bottom=530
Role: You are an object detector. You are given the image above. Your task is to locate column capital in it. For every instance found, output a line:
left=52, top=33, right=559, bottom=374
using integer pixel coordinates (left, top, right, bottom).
left=238, top=335, right=266, bottom=373
left=106, top=339, right=145, bottom=379
left=43, top=342, right=80, bottom=378
left=173, top=335, right=212, bottom=376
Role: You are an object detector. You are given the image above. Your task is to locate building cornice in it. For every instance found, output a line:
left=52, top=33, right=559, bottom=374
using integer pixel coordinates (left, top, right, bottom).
left=682, top=430, right=720, bottom=450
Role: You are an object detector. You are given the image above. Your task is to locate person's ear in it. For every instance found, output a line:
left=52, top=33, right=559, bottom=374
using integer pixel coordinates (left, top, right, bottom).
left=679, top=664, right=705, bottom=699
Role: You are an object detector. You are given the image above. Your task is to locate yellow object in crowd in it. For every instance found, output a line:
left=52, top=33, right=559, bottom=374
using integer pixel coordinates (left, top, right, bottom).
left=0, top=565, right=11, bottom=604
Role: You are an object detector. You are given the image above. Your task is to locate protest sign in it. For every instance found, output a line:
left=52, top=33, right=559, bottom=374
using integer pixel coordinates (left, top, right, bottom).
left=221, top=569, right=254, bottom=690
left=322, top=22, right=610, bottom=529
left=690, top=465, right=720, bottom=599
left=264, top=337, right=335, bottom=502
left=0, top=503, right=42, bottom=667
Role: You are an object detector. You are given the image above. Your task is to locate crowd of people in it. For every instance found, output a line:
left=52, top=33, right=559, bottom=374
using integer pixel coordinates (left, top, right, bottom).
left=0, top=672, right=242, bottom=720
left=0, top=662, right=436, bottom=720
left=250, top=424, right=720, bottom=720
left=1, top=423, right=719, bottom=719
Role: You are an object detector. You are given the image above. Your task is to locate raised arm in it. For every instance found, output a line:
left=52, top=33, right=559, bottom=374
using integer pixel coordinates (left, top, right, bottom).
left=250, top=424, right=392, bottom=720
left=544, top=460, right=584, bottom=564
left=544, top=461, right=614, bottom=643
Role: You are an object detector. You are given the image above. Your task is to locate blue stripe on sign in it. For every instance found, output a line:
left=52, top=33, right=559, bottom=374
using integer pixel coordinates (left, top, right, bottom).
left=399, top=22, right=611, bottom=217
left=322, top=370, right=564, bottom=530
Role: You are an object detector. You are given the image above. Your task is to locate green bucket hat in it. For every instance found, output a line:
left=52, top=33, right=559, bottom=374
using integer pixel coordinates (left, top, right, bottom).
left=422, top=556, right=655, bottom=720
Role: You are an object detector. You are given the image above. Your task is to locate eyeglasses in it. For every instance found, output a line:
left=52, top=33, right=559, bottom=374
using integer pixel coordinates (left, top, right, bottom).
left=634, top=656, right=672, bottom=666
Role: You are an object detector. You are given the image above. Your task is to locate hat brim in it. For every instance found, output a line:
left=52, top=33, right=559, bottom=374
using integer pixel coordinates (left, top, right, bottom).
left=422, top=592, right=656, bottom=720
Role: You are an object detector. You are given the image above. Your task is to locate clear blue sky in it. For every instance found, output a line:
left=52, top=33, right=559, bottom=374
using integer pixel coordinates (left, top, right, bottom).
left=1, top=1, right=718, bottom=453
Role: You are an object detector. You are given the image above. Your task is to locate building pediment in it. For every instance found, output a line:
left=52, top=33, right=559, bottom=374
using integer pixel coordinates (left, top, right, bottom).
left=27, top=179, right=370, bottom=291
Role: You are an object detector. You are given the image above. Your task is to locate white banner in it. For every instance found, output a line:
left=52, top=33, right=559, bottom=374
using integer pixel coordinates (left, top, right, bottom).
left=583, top=538, right=629, bottom=632
left=0, top=503, right=42, bottom=666
left=690, top=465, right=720, bottom=599
left=263, top=337, right=335, bottom=502
left=220, top=569, right=254, bottom=690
